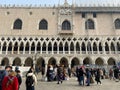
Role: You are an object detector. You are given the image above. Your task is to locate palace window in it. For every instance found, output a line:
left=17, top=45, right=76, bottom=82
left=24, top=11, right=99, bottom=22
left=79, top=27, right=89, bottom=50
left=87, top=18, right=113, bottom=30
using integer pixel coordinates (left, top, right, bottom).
left=62, top=20, right=71, bottom=30
left=13, top=19, right=22, bottom=29
left=85, top=19, right=95, bottom=30
left=115, top=19, right=120, bottom=29
left=39, top=19, right=48, bottom=30
left=93, top=12, right=97, bottom=18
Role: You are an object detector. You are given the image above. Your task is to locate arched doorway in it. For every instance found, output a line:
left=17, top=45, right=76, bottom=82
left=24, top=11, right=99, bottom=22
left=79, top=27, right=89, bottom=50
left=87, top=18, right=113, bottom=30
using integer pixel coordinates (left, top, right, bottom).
left=36, top=57, right=45, bottom=73
left=24, top=57, right=33, bottom=66
left=95, top=58, right=104, bottom=66
left=1, top=57, right=9, bottom=66
left=83, top=57, right=92, bottom=65
left=71, top=57, right=80, bottom=68
left=48, top=57, right=56, bottom=67
left=108, top=58, right=116, bottom=65
left=13, top=57, right=21, bottom=66
left=60, top=57, right=68, bottom=67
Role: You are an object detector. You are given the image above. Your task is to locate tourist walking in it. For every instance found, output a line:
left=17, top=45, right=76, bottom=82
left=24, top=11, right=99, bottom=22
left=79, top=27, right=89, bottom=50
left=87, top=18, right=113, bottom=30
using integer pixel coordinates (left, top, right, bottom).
left=85, top=68, right=91, bottom=86
left=26, top=69, right=37, bottom=90
left=57, top=66, right=63, bottom=84
left=2, top=70, right=19, bottom=90
left=95, top=68, right=102, bottom=85
left=109, top=69, right=113, bottom=80
left=16, top=70, right=22, bottom=90
left=78, top=67, right=85, bottom=86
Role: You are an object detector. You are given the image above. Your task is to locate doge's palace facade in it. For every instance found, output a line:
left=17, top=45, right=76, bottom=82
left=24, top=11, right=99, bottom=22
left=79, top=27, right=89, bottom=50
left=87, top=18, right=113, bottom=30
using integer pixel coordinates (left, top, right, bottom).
left=0, top=1, right=120, bottom=73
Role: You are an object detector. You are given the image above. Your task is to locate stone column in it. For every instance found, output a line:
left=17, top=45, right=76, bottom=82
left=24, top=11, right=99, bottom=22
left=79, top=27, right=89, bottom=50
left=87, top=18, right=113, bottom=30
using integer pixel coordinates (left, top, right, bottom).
left=68, top=45, right=70, bottom=54
left=68, top=63, right=71, bottom=69
left=109, top=46, right=111, bottom=54
left=0, top=45, right=2, bottom=54
left=29, top=46, right=31, bottom=54
left=35, top=45, right=37, bottom=54
left=23, top=46, right=25, bottom=54
left=63, top=45, right=65, bottom=54
left=40, top=46, right=42, bottom=54
left=97, top=46, right=99, bottom=54
left=57, top=45, right=59, bottom=54
left=46, top=45, right=48, bottom=54
left=103, top=45, right=106, bottom=54
left=44, top=63, right=48, bottom=77
left=12, top=45, right=14, bottom=54
left=80, top=45, right=81, bottom=54
left=6, top=45, right=8, bottom=55
left=18, top=45, right=20, bottom=54
left=74, top=46, right=76, bottom=54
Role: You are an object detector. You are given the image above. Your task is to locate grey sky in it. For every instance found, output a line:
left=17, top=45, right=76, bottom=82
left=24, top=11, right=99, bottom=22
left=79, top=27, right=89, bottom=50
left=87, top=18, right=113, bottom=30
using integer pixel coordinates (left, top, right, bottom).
left=0, top=0, right=119, bottom=6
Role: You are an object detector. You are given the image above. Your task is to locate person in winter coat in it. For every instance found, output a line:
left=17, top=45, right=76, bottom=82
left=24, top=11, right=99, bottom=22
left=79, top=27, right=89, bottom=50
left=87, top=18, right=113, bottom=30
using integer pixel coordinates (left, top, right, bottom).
left=95, top=68, right=102, bottom=85
left=16, top=70, right=22, bottom=90
left=26, top=69, right=37, bottom=90
left=86, top=68, right=91, bottom=86
left=2, top=70, right=19, bottom=90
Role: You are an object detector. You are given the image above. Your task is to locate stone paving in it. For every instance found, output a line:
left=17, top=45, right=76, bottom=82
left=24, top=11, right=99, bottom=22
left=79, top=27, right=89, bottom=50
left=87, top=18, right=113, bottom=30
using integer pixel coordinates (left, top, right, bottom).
left=20, top=75, right=120, bottom=90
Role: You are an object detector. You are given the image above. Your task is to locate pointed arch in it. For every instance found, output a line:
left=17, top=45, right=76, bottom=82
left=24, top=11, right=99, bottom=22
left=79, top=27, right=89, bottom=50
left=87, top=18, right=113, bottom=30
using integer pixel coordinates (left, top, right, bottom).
left=105, top=42, right=109, bottom=54
left=8, top=42, right=12, bottom=52
left=114, top=18, right=120, bottom=29
left=13, top=57, right=21, bottom=66
left=14, top=42, right=18, bottom=51
left=25, top=42, right=30, bottom=52
left=64, top=42, right=68, bottom=51
left=48, top=42, right=52, bottom=51
left=85, top=19, right=95, bottom=29
left=2, top=42, right=7, bottom=52
left=71, top=57, right=80, bottom=68
left=36, top=57, right=45, bottom=68
left=99, top=42, right=103, bottom=54
left=110, top=42, right=115, bottom=54
left=62, top=20, right=71, bottom=30
left=48, top=57, right=57, bottom=66
left=13, top=19, right=22, bottom=29
left=70, top=42, right=74, bottom=51
left=31, top=42, right=35, bottom=51
left=42, top=42, right=46, bottom=51
left=37, top=42, right=41, bottom=52
left=117, top=42, right=120, bottom=52
left=108, top=58, right=116, bottom=65
left=53, top=42, right=57, bottom=52
left=87, top=42, right=92, bottom=54
left=1, top=57, right=9, bottom=66
left=95, top=57, right=104, bottom=66
left=19, top=42, right=24, bottom=53
left=93, top=42, right=97, bottom=54
left=39, top=19, right=48, bottom=30
left=60, top=57, right=68, bottom=67
left=25, top=57, right=33, bottom=66
left=76, top=42, right=80, bottom=52
left=59, top=42, right=63, bottom=52
left=83, top=57, right=92, bottom=65
left=81, top=42, right=86, bottom=54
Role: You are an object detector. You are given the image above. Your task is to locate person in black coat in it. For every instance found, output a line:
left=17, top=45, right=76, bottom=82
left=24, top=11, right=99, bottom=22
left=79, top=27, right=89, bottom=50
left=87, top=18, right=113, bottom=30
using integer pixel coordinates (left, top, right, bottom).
left=95, top=69, right=102, bottom=85
left=16, top=70, right=22, bottom=89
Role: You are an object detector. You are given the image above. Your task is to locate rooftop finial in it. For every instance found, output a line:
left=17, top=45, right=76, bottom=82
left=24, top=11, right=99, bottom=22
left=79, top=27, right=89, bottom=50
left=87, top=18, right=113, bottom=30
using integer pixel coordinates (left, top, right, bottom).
left=65, top=0, right=68, bottom=4
left=63, top=0, right=69, bottom=7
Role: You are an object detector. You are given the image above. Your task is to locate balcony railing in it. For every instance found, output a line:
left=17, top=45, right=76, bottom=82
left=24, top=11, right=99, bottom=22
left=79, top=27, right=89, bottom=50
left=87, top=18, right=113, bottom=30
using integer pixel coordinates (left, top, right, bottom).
left=1, top=51, right=120, bottom=55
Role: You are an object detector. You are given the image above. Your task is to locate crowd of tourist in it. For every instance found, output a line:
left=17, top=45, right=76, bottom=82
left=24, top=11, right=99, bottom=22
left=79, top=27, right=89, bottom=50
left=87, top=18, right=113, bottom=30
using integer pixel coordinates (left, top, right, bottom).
left=0, top=65, right=120, bottom=90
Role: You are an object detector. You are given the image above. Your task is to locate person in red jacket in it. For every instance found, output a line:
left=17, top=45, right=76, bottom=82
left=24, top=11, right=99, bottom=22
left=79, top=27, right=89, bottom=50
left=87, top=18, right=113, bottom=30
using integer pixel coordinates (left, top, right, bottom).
left=2, top=70, right=19, bottom=90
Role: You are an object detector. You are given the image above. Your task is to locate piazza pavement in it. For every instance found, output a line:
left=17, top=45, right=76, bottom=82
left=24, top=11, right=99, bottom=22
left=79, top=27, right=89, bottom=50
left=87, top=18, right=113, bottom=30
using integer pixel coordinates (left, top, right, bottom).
left=20, top=74, right=120, bottom=90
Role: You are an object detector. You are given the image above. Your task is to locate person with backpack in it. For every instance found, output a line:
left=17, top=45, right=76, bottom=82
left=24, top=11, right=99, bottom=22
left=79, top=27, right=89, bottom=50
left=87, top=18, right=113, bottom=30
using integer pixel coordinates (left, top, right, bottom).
left=0, top=66, right=12, bottom=90
left=26, top=69, right=37, bottom=90
left=16, top=70, right=22, bottom=90
left=2, top=70, right=19, bottom=90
